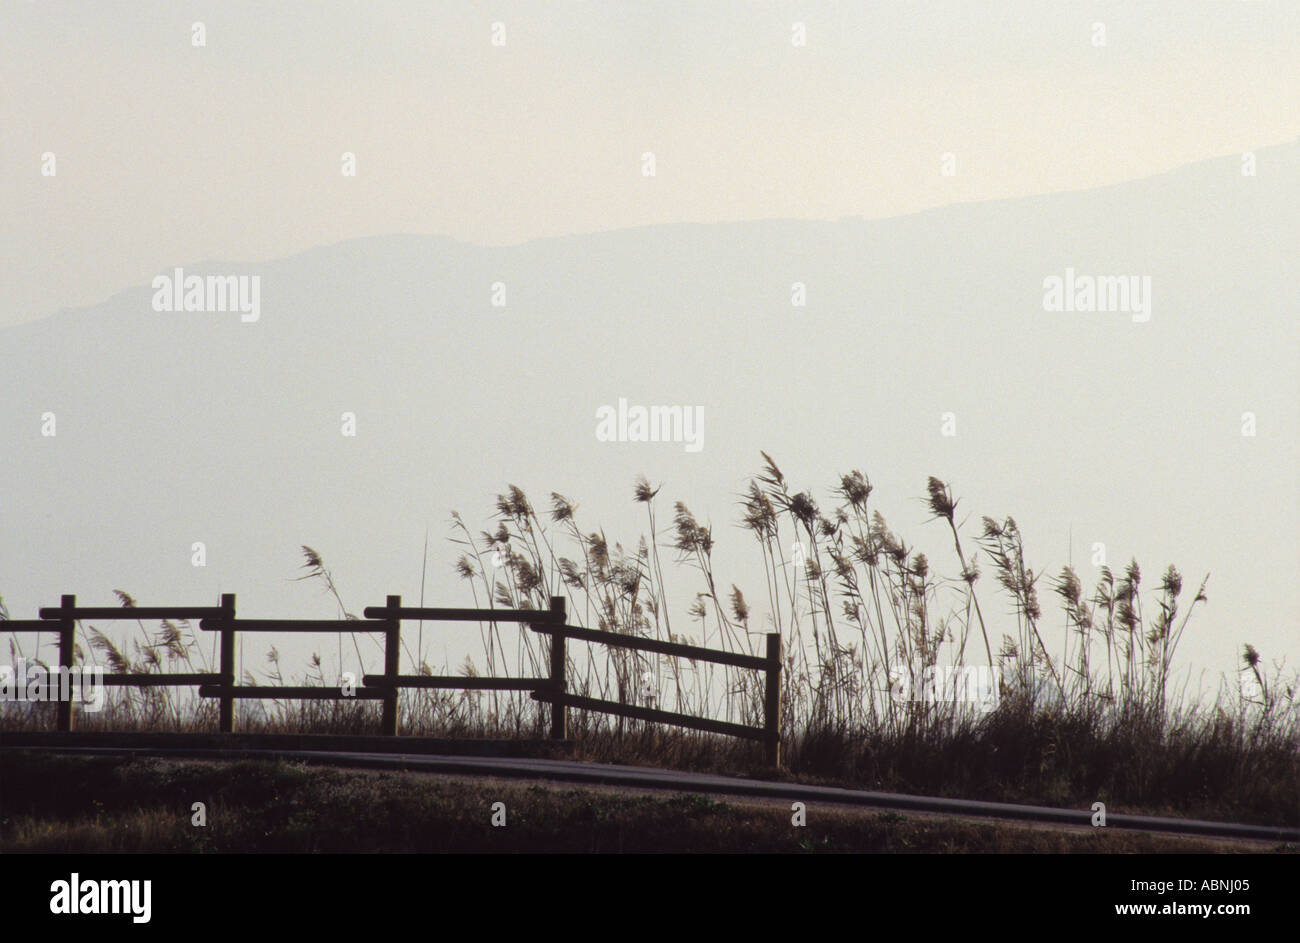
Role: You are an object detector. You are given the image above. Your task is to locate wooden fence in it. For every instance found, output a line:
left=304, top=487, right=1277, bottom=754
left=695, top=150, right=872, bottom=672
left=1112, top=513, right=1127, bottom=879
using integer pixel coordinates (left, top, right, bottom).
left=3, top=594, right=784, bottom=765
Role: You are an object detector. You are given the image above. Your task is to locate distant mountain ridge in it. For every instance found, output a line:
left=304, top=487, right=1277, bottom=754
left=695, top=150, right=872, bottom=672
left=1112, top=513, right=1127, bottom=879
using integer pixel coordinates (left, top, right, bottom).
left=2, top=142, right=1295, bottom=682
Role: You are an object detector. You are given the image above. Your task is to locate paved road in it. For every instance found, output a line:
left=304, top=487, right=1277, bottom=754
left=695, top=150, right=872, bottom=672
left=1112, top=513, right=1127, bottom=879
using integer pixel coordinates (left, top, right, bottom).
left=13, top=744, right=1299, bottom=843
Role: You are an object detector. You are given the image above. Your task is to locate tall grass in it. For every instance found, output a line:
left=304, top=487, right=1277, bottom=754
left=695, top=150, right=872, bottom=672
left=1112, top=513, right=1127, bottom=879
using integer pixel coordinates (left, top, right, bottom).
left=3, top=454, right=1296, bottom=822
left=441, top=455, right=1290, bottom=745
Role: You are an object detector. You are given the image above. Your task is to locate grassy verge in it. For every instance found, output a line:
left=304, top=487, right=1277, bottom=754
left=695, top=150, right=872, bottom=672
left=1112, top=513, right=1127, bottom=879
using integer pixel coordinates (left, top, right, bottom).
left=4, top=459, right=1297, bottom=832
left=1, top=753, right=1293, bottom=853
left=5, top=707, right=1297, bottom=828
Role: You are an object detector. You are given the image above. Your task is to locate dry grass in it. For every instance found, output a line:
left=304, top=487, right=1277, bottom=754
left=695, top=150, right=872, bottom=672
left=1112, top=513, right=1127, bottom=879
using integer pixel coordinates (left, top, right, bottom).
left=3, top=754, right=1291, bottom=854
left=3, top=455, right=1297, bottom=825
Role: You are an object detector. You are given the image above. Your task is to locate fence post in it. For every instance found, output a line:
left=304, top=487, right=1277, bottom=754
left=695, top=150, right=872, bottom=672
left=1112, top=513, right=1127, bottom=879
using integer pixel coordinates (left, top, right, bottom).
left=56, top=594, right=75, bottom=732
left=381, top=595, right=401, bottom=736
left=764, top=632, right=782, bottom=768
left=218, top=593, right=236, bottom=733
left=548, top=596, right=567, bottom=740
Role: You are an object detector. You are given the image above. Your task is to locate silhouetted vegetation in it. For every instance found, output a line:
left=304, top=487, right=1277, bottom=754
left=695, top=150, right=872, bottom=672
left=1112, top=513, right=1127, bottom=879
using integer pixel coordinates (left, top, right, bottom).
left=3, top=754, right=1289, bottom=854
left=4, top=455, right=1297, bottom=826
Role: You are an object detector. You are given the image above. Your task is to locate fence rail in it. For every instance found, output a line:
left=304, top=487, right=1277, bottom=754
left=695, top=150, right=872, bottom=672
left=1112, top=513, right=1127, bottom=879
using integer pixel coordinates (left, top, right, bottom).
left=361, top=605, right=566, bottom=624
left=103, top=673, right=220, bottom=687
left=528, top=621, right=771, bottom=671
left=197, top=619, right=386, bottom=632
left=2, top=592, right=784, bottom=765
left=529, top=621, right=782, bottom=763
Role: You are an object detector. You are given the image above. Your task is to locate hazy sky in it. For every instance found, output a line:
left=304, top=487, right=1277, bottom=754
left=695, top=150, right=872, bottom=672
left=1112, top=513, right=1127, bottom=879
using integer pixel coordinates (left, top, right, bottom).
left=2, top=1, right=1297, bottom=326
left=1, top=2, right=1296, bottom=709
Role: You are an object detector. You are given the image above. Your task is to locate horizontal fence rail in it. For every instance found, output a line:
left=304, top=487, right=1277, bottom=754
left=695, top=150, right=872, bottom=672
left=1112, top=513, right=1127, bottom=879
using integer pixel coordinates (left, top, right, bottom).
left=361, top=605, right=566, bottom=623
left=529, top=622, right=771, bottom=671
left=38, top=606, right=226, bottom=620
left=532, top=691, right=767, bottom=742
left=2, top=592, right=784, bottom=765
left=103, top=673, right=221, bottom=687
left=197, top=686, right=389, bottom=701
left=530, top=621, right=783, bottom=765
left=362, top=675, right=547, bottom=691
left=197, top=618, right=387, bottom=632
